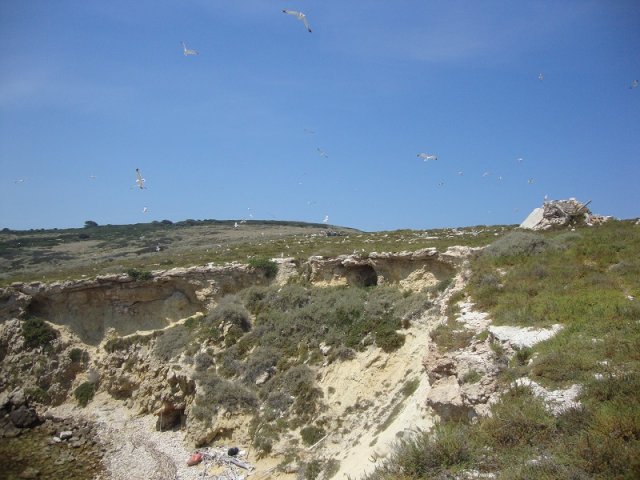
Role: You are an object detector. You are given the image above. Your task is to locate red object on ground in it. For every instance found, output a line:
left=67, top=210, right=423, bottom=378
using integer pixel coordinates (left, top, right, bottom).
left=187, top=452, right=203, bottom=466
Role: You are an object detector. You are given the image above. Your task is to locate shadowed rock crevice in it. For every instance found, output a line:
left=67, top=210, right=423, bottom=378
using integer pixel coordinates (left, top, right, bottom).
left=345, top=265, right=378, bottom=287
left=305, top=248, right=461, bottom=291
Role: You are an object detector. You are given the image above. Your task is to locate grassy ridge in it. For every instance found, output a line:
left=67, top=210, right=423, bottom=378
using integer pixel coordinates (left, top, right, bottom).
left=367, top=220, right=640, bottom=479
left=0, top=220, right=512, bottom=285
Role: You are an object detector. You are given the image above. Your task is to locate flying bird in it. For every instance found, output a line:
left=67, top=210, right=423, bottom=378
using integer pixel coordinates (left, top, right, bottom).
left=631, top=79, right=639, bottom=89
left=323, top=215, right=329, bottom=224
left=282, top=10, right=312, bottom=32
left=528, top=178, right=535, bottom=184
left=516, top=157, right=523, bottom=163
left=181, top=41, right=198, bottom=56
left=417, top=153, right=437, bottom=161
left=538, top=73, right=544, bottom=81
left=143, top=207, right=148, bottom=213
left=14, top=178, right=25, bottom=184
left=317, top=148, right=328, bottom=158
left=135, top=168, right=146, bottom=189
left=457, top=171, right=464, bottom=176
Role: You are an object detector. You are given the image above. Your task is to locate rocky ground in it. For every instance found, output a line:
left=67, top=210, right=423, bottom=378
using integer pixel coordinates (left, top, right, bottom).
left=0, top=243, right=586, bottom=479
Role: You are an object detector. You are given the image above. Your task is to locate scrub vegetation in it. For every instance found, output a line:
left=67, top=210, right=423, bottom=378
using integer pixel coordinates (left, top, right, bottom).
left=366, top=220, right=640, bottom=480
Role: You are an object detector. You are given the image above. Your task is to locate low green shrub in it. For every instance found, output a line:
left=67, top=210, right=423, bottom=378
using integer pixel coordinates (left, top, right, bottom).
left=300, top=425, right=326, bottom=446
left=74, top=382, right=95, bottom=407
left=401, top=378, right=420, bottom=397
left=480, top=385, right=555, bottom=449
left=248, top=257, right=278, bottom=278
left=126, top=268, right=153, bottom=281
left=204, top=295, right=252, bottom=333
left=25, top=387, right=51, bottom=404
left=193, top=371, right=258, bottom=421
left=461, top=370, right=482, bottom=384
left=242, top=347, right=280, bottom=384
left=576, top=399, right=640, bottom=477
left=430, top=320, right=474, bottom=352
left=513, top=346, right=533, bottom=366
left=364, top=423, right=473, bottom=479
left=104, top=332, right=160, bottom=353
left=153, top=325, right=191, bottom=361
left=376, top=327, right=405, bottom=352
left=68, top=347, right=88, bottom=363
left=21, top=317, right=58, bottom=350
left=263, top=365, right=323, bottom=423
left=194, top=352, right=214, bottom=371
left=483, top=231, right=554, bottom=259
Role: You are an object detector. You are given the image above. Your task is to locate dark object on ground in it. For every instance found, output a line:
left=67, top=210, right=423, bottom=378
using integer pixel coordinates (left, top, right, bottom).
left=228, top=446, right=239, bottom=456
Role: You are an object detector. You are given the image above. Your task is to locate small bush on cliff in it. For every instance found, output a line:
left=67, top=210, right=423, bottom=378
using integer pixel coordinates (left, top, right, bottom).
left=69, top=347, right=89, bottom=363
left=300, top=425, right=326, bottom=446
left=104, top=331, right=160, bottom=353
left=74, top=381, right=95, bottom=407
left=21, top=317, right=58, bottom=351
left=482, top=231, right=553, bottom=259
left=204, top=295, right=252, bottom=334
left=126, top=268, right=153, bottom=281
left=248, top=257, right=278, bottom=278
left=192, top=371, right=258, bottom=422
left=263, top=365, right=323, bottom=423
left=153, top=325, right=192, bottom=361
left=364, top=423, right=473, bottom=479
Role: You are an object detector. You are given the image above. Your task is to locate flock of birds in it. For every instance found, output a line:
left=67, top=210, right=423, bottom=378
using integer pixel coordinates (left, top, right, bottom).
left=145, top=9, right=638, bottom=223
left=10, top=7, right=640, bottom=228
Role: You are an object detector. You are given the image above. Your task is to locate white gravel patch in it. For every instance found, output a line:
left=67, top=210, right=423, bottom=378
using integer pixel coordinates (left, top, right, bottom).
left=514, top=378, right=582, bottom=415
left=457, top=301, right=492, bottom=331
left=489, top=324, right=563, bottom=348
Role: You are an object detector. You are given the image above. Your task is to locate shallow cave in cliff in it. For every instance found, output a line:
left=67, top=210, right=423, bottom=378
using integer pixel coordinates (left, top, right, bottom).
left=157, top=407, right=185, bottom=431
left=346, top=265, right=378, bottom=287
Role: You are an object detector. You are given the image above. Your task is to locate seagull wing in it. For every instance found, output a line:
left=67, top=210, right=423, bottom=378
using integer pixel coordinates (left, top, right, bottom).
left=182, top=41, right=198, bottom=56
left=135, top=169, right=145, bottom=188
left=301, top=15, right=312, bottom=32
left=283, top=10, right=311, bottom=32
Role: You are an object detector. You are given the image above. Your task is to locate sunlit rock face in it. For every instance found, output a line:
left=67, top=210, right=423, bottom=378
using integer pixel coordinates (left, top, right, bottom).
left=303, top=247, right=467, bottom=291
left=0, top=263, right=273, bottom=345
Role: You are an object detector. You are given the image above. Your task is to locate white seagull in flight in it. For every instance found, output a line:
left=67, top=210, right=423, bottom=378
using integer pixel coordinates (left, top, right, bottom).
left=135, top=168, right=146, bottom=189
left=417, top=153, right=437, bottom=161
left=181, top=41, right=198, bottom=56
left=282, top=10, right=312, bottom=32
left=538, top=73, right=544, bottom=81
left=317, top=148, right=328, bottom=158
left=630, top=79, right=639, bottom=89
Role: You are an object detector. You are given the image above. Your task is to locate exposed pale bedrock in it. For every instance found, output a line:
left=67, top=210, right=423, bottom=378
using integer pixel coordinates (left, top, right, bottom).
left=0, top=263, right=274, bottom=344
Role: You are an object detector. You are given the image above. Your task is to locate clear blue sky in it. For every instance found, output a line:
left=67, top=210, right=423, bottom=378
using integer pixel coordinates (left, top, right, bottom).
left=1, top=1, right=639, bottom=232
